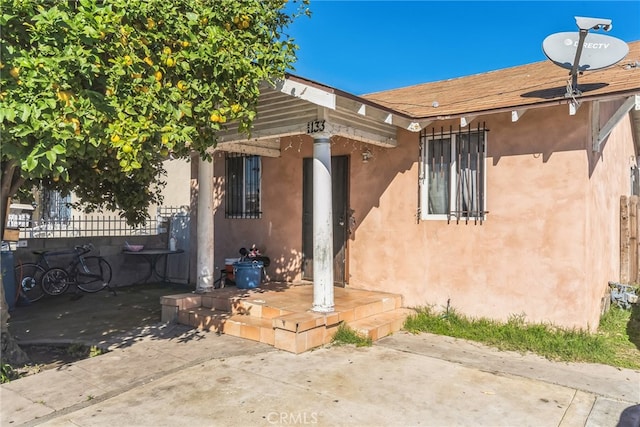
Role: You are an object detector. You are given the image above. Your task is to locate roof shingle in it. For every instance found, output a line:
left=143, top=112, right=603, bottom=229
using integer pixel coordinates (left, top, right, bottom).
left=362, top=40, right=640, bottom=119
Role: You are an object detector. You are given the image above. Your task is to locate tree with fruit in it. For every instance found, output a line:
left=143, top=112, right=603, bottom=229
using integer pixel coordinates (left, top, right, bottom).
left=0, top=0, right=308, bottom=365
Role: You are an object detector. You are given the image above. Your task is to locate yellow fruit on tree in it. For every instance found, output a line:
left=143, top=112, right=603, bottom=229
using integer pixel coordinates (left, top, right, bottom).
left=177, top=81, right=187, bottom=91
left=57, top=90, right=73, bottom=105
left=111, top=134, right=121, bottom=143
left=154, top=71, right=163, bottom=81
left=165, top=57, right=175, bottom=67
left=122, top=144, right=133, bottom=153
left=146, top=18, right=155, bottom=29
left=163, top=46, right=172, bottom=55
left=143, top=56, right=153, bottom=66
left=210, top=113, right=221, bottom=123
left=124, top=55, right=133, bottom=66
left=9, top=67, right=20, bottom=79
left=231, top=104, right=242, bottom=113
left=181, top=41, right=189, bottom=47
left=161, top=134, right=169, bottom=145
left=70, top=118, right=81, bottom=135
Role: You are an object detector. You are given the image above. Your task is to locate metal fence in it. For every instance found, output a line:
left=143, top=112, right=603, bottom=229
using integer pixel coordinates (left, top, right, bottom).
left=14, top=206, right=190, bottom=239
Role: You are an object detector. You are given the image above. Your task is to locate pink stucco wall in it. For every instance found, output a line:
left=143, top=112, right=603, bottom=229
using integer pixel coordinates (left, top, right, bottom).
left=212, top=102, right=636, bottom=331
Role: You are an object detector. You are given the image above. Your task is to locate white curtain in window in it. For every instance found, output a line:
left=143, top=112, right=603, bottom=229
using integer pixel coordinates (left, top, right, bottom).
left=428, top=138, right=451, bottom=215
left=457, top=134, right=481, bottom=217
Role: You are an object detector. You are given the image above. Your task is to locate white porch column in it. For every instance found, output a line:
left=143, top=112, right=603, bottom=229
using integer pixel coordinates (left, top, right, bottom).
left=196, top=157, right=215, bottom=293
left=312, top=135, right=334, bottom=312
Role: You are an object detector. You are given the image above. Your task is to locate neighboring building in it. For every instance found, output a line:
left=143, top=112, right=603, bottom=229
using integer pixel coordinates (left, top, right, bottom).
left=192, top=40, right=640, bottom=331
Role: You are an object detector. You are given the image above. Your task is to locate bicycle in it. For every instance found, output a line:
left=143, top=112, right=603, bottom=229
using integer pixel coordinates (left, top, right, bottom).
left=16, top=244, right=114, bottom=301
left=14, top=260, right=46, bottom=303
left=40, top=244, right=114, bottom=296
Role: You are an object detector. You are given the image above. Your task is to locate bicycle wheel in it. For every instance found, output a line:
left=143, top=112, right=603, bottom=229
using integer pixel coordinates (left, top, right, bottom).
left=76, top=256, right=112, bottom=293
left=14, top=262, right=46, bottom=302
left=42, top=267, right=70, bottom=296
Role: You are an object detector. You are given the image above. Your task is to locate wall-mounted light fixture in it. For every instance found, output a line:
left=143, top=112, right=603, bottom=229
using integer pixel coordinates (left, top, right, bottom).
left=361, top=149, right=373, bottom=163
left=362, top=148, right=373, bottom=163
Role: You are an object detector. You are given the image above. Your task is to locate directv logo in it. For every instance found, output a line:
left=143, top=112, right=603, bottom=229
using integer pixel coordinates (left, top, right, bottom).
left=564, top=38, right=611, bottom=49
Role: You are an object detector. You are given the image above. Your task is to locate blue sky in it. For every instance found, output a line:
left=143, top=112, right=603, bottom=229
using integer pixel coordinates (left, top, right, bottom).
left=285, top=1, right=640, bottom=95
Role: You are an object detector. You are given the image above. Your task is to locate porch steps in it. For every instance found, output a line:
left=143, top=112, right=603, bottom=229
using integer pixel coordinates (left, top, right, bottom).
left=160, top=284, right=413, bottom=354
left=348, top=308, right=416, bottom=341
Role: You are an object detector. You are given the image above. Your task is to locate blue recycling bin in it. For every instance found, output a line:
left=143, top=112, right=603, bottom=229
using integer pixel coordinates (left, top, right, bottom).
left=233, top=260, right=263, bottom=289
left=1, top=251, right=17, bottom=311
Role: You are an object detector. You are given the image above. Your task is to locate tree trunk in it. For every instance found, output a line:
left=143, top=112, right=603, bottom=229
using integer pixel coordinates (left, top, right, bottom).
left=1, top=161, right=30, bottom=366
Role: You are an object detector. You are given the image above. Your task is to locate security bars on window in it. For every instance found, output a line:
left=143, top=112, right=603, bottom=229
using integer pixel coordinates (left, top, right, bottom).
left=225, top=153, right=262, bottom=219
left=419, top=123, right=488, bottom=222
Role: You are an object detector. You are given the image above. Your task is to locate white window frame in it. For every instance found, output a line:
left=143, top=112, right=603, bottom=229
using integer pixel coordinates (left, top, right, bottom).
left=419, top=127, right=487, bottom=221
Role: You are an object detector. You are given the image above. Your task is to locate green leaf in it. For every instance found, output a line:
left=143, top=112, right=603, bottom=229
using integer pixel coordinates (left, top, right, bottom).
left=24, top=156, right=37, bottom=172
left=20, top=105, right=31, bottom=122
left=52, top=144, right=66, bottom=154
left=46, top=150, right=57, bottom=165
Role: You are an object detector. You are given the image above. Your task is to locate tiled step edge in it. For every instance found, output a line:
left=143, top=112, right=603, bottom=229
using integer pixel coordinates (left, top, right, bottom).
left=224, top=314, right=276, bottom=346
left=347, top=308, right=416, bottom=341
left=177, top=306, right=230, bottom=333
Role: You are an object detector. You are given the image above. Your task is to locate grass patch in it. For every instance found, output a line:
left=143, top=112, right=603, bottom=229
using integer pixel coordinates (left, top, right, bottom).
left=332, top=323, right=372, bottom=347
left=404, top=305, right=640, bottom=370
left=1, top=364, right=14, bottom=384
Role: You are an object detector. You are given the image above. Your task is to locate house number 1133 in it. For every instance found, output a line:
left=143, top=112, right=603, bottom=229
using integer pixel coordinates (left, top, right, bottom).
left=306, top=119, right=326, bottom=134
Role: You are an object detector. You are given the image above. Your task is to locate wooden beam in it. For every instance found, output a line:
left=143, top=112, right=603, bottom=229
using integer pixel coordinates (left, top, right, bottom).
left=460, top=115, right=478, bottom=127
left=511, top=109, right=527, bottom=122
left=327, top=122, right=397, bottom=148
left=215, top=142, right=281, bottom=158
left=569, top=100, right=580, bottom=116
left=593, top=95, right=639, bottom=152
left=274, top=78, right=336, bottom=109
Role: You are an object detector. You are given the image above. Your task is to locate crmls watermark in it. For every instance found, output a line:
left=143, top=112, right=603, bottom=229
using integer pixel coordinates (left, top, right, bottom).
left=266, top=411, right=319, bottom=425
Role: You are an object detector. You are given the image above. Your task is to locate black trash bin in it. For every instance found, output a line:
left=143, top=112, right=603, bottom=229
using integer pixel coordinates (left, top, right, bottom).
left=1, top=250, right=17, bottom=311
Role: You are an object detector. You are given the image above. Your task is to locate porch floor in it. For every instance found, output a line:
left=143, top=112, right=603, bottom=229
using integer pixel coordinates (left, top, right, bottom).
left=160, top=282, right=414, bottom=354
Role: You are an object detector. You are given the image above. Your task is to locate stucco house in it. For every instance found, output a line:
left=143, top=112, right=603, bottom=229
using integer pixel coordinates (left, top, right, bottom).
left=186, top=39, right=640, bottom=333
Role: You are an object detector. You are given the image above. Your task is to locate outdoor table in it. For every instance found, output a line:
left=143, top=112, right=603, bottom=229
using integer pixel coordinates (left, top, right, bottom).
left=123, top=248, right=184, bottom=283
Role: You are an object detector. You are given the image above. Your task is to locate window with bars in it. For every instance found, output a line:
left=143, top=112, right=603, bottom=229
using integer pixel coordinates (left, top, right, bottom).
left=419, top=124, right=487, bottom=221
left=225, top=154, right=261, bottom=218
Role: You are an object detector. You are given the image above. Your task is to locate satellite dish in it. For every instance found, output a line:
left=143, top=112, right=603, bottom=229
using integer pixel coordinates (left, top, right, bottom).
left=542, top=32, right=629, bottom=71
left=541, top=17, right=629, bottom=96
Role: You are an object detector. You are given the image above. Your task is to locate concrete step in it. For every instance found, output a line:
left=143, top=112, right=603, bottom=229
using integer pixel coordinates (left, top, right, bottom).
left=347, top=308, right=415, bottom=341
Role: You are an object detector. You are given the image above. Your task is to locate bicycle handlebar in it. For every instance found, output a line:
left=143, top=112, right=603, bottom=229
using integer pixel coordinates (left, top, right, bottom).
left=74, top=243, right=94, bottom=256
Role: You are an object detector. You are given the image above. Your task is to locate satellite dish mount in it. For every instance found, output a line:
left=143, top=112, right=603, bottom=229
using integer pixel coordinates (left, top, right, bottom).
left=567, top=17, right=612, bottom=96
